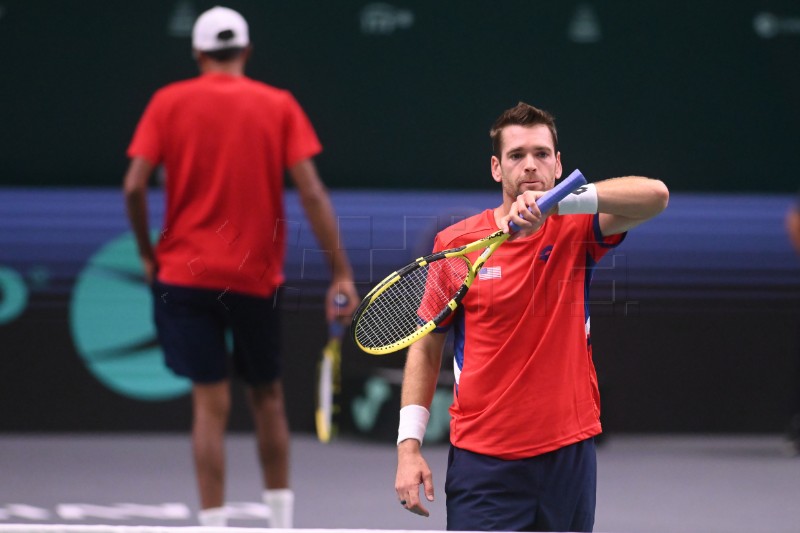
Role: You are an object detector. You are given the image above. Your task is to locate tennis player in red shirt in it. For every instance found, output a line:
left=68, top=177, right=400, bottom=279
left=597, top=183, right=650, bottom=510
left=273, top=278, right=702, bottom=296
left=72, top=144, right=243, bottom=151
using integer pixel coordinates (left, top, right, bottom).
left=123, top=6, right=358, bottom=528
left=394, top=102, right=669, bottom=531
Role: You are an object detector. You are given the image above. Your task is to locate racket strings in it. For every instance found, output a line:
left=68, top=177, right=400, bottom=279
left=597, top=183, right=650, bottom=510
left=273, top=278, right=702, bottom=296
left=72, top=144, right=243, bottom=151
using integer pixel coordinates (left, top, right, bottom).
left=355, top=257, right=469, bottom=349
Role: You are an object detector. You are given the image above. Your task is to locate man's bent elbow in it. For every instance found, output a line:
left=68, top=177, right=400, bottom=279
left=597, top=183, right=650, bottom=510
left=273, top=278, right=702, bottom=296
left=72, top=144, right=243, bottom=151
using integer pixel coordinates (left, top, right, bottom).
left=123, top=158, right=154, bottom=200
left=652, top=179, right=670, bottom=213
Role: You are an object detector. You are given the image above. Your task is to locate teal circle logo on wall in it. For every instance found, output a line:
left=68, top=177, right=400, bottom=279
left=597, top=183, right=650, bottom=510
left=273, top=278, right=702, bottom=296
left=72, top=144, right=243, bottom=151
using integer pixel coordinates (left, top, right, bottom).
left=69, top=232, right=190, bottom=401
left=0, top=266, right=28, bottom=324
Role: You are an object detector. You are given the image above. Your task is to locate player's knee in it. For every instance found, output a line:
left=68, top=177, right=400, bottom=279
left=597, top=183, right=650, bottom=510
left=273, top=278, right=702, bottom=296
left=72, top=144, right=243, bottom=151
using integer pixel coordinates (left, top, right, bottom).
left=248, top=380, right=284, bottom=407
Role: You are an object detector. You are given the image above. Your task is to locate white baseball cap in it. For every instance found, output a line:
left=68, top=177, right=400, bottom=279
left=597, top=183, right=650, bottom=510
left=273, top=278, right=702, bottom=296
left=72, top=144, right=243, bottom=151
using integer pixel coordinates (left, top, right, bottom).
left=192, top=6, right=250, bottom=52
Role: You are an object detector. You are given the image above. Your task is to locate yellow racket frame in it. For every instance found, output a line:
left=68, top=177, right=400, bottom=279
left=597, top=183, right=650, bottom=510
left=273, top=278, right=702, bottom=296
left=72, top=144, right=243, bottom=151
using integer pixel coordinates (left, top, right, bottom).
left=352, top=230, right=510, bottom=355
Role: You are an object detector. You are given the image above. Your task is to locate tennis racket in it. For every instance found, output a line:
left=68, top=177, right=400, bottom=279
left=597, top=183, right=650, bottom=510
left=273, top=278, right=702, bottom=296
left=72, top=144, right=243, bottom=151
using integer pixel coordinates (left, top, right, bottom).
left=315, top=294, right=348, bottom=443
left=351, top=169, right=588, bottom=355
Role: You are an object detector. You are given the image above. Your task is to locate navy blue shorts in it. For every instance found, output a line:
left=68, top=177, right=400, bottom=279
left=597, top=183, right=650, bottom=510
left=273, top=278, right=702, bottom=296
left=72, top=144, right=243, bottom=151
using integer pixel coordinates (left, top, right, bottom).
left=445, top=439, right=597, bottom=532
left=152, top=280, right=281, bottom=385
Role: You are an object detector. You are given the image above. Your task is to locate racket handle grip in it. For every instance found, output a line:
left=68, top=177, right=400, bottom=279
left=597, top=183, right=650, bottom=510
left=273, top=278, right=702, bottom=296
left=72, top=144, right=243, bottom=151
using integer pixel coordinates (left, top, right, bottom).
left=329, top=293, right=349, bottom=336
left=329, top=322, right=345, bottom=337
left=508, top=169, right=588, bottom=233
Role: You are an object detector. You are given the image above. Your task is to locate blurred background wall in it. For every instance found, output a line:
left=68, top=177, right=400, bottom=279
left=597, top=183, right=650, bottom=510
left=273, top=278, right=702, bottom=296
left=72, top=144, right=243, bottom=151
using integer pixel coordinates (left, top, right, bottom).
left=1, top=1, right=799, bottom=440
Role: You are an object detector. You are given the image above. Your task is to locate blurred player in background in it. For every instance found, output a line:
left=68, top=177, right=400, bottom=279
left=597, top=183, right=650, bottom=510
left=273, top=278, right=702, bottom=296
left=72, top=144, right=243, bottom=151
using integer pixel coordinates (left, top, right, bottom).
left=123, top=6, right=358, bottom=528
left=394, top=102, right=669, bottom=532
left=785, top=191, right=800, bottom=455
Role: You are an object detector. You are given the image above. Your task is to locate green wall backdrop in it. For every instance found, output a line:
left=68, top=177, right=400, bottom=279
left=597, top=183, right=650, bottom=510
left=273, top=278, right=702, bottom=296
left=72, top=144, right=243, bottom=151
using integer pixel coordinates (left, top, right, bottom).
left=1, top=0, right=799, bottom=191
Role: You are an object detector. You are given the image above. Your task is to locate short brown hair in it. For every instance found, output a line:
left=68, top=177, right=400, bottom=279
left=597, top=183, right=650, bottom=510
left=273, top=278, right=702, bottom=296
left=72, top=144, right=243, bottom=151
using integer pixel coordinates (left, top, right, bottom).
left=489, top=102, right=558, bottom=157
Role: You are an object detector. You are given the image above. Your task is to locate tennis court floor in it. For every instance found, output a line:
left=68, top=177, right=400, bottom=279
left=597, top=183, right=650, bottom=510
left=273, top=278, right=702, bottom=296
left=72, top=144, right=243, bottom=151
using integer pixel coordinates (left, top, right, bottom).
left=1, top=433, right=799, bottom=532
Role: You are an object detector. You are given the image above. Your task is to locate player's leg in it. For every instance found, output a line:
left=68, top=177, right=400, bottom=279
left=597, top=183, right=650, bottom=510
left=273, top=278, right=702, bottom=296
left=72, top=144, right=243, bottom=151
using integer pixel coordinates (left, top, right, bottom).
left=445, top=446, right=537, bottom=531
left=151, top=281, right=230, bottom=525
left=226, top=289, right=293, bottom=527
left=192, top=380, right=231, bottom=510
left=247, top=380, right=290, bottom=487
left=248, top=380, right=294, bottom=527
left=535, top=438, right=597, bottom=533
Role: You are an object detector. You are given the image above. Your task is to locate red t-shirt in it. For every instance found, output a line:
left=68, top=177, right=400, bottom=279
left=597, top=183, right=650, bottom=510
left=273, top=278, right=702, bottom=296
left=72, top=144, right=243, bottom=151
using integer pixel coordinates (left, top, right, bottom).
left=434, top=209, right=624, bottom=459
left=127, top=72, right=322, bottom=296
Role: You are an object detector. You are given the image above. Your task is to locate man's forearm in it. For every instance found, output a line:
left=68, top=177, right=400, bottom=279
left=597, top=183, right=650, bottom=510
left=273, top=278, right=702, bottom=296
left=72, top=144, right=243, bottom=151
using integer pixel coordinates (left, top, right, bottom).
left=401, top=335, right=445, bottom=408
left=125, top=189, right=155, bottom=263
left=289, top=159, right=354, bottom=281
left=123, top=157, right=156, bottom=264
left=596, top=176, right=669, bottom=219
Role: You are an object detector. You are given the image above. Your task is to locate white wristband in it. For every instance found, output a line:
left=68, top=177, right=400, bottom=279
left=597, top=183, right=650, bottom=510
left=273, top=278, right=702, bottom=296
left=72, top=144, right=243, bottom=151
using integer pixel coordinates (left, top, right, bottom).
left=397, top=405, right=430, bottom=445
left=557, top=183, right=598, bottom=215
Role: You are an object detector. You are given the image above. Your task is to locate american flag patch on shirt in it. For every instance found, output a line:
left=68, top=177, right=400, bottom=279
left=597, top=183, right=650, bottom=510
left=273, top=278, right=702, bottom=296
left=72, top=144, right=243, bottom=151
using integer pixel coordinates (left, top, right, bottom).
left=478, top=266, right=501, bottom=280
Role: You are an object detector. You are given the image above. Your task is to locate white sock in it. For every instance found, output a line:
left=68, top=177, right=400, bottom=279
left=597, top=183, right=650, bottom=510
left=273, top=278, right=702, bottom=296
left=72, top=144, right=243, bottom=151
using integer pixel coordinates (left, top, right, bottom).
left=198, top=506, right=227, bottom=527
left=263, top=488, right=294, bottom=528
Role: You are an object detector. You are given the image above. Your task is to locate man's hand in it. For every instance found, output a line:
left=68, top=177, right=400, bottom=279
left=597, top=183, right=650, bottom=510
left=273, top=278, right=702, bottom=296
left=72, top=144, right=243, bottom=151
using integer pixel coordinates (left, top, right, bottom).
left=500, top=190, right=554, bottom=241
left=326, top=278, right=359, bottom=323
left=395, top=439, right=434, bottom=517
